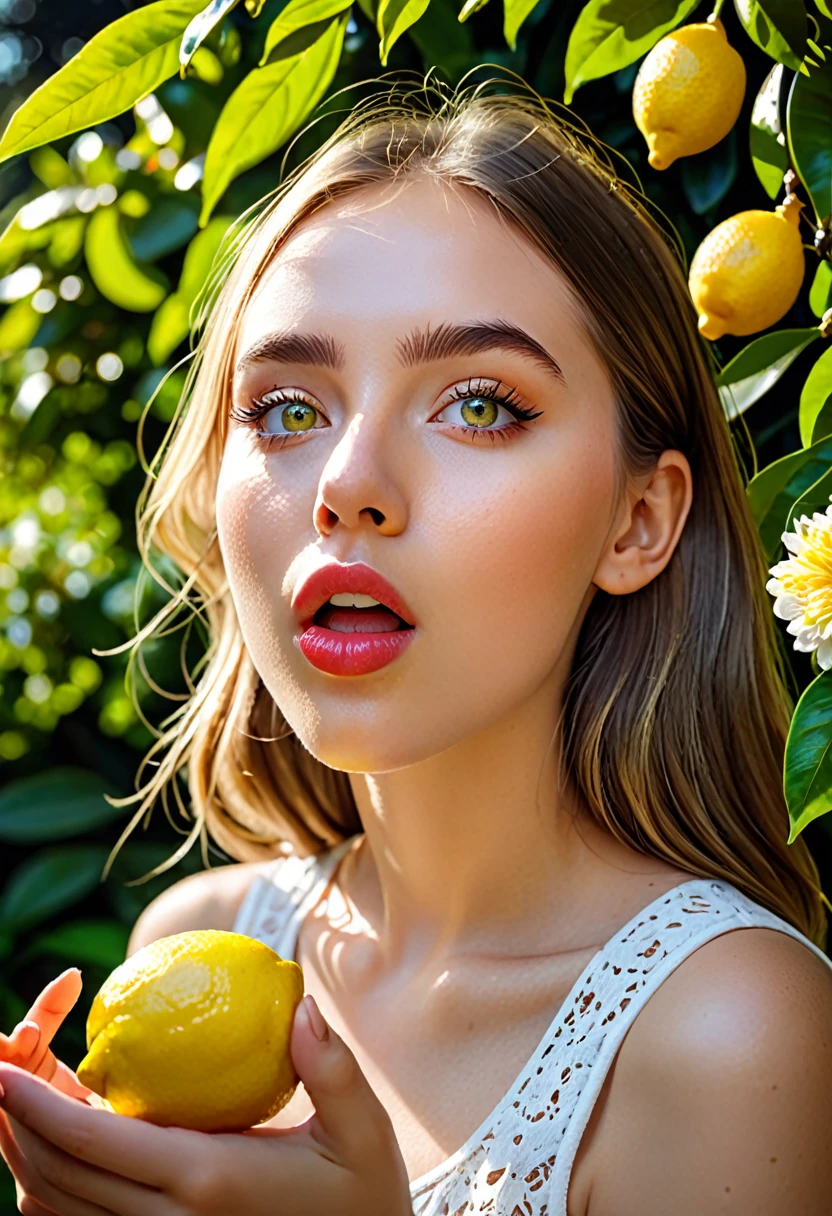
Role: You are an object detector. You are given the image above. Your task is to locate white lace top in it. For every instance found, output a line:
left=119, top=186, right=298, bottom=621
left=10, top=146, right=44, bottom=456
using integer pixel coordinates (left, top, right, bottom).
left=233, top=833, right=832, bottom=1216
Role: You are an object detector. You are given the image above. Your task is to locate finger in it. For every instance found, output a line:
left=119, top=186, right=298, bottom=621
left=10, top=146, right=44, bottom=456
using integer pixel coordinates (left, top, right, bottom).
left=51, top=1061, right=96, bottom=1104
left=0, top=1021, right=40, bottom=1063
left=23, top=971, right=83, bottom=1047
left=0, top=1104, right=25, bottom=1173
left=12, top=1117, right=176, bottom=1216
left=26, top=1027, right=53, bottom=1077
left=291, top=995, right=397, bottom=1165
left=15, top=1192, right=57, bottom=1216
left=16, top=1035, right=95, bottom=1104
left=8, top=1121, right=114, bottom=1216
left=0, top=1065, right=193, bottom=1192
left=0, top=1109, right=61, bottom=1215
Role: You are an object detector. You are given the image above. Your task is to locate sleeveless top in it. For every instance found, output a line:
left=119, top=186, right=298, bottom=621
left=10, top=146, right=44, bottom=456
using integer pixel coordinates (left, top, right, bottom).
left=233, top=833, right=832, bottom=1216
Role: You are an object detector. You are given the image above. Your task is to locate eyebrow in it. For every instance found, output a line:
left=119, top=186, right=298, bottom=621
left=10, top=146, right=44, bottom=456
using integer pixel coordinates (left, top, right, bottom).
left=234, top=319, right=565, bottom=383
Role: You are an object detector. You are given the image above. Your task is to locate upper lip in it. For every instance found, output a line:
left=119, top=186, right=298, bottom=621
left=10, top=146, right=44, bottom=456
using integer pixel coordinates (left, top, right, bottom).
left=292, top=561, right=417, bottom=628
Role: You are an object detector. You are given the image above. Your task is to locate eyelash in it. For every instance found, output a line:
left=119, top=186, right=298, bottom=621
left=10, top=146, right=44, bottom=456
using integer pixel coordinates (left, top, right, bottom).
left=229, top=377, right=544, bottom=451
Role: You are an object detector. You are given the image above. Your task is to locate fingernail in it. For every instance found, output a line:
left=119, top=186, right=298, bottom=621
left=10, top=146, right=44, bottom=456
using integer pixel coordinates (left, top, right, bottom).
left=303, top=994, right=329, bottom=1042
left=0, top=1082, right=5, bottom=1099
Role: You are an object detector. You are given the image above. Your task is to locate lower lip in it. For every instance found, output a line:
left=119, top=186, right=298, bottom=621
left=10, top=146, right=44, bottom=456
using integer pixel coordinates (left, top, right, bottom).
left=295, top=623, right=417, bottom=676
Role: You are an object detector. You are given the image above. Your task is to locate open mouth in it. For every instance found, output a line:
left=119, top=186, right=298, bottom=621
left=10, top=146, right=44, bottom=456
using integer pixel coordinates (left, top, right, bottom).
left=311, top=603, right=416, bottom=634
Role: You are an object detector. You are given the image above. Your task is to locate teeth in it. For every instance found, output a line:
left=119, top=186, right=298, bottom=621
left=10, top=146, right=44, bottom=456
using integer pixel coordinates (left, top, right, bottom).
left=328, top=592, right=384, bottom=608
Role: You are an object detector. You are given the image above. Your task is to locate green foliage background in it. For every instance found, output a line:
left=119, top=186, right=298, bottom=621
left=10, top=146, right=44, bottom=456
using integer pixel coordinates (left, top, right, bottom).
left=0, top=0, right=831, bottom=1207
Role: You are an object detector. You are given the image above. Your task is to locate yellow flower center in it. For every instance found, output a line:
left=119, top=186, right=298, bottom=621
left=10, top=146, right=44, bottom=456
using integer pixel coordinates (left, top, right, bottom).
left=777, top=518, right=832, bottom=630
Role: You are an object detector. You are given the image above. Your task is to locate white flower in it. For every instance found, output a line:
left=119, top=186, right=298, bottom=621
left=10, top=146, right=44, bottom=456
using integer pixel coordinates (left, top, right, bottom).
left=767, top=496, right=832, bottom=670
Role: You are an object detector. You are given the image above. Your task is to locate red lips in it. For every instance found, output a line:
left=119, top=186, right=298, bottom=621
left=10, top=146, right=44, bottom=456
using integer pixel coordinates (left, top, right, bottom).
left=292, top=561, right=417, bottom=629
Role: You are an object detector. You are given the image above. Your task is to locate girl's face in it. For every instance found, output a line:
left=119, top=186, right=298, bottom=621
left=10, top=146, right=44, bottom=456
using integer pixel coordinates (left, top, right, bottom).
left=216, top=174, right=621, bottom=771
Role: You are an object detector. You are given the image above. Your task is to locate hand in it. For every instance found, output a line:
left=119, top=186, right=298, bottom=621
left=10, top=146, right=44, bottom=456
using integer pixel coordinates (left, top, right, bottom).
left=0, top=970, right=92, bottom=1103
left=0, top=993, right=415, bottom=1216
left=0, top=968, right=99, bottom=1216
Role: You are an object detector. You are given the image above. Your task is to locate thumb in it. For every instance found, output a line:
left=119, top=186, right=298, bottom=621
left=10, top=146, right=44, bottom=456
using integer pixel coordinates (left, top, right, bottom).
left=290, top=994, right=396, bottom=1162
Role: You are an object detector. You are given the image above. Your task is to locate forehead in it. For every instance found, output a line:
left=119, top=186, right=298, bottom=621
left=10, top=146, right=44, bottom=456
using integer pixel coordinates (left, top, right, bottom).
left=235, top=176, right=585, bottom=358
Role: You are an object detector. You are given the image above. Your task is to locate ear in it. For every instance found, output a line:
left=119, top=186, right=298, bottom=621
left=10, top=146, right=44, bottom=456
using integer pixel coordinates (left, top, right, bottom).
left=593, top=450, right=693, bottom=595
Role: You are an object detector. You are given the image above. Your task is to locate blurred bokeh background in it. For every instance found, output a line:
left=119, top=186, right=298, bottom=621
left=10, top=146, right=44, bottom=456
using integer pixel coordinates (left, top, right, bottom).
left=0, top=1, right=830, bottom=1208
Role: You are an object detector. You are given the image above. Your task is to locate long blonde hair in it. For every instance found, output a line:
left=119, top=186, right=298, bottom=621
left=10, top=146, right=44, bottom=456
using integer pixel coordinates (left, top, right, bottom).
left=98, top=70, right=828, bottom=949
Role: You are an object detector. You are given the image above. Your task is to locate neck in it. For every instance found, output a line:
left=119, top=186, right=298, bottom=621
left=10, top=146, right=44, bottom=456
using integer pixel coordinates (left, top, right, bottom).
left=344, top=675, right=628, bottom=977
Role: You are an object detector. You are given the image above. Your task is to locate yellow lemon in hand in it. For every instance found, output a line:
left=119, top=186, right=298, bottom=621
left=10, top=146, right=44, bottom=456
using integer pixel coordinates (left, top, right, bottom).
left=633, top=18, right=746, bottom=170
left=688, top=195, right=806, bottom=341
left=76, top=930, right=304, bottom=1132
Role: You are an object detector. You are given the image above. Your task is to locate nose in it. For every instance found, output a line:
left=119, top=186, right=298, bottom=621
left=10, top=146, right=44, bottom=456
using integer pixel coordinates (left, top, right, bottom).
left=312, top=411, right=408, bottom=539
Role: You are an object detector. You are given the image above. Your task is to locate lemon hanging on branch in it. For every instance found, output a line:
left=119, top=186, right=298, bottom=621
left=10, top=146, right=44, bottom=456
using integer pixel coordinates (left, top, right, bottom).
left=633, top=15, right=746, bottom=170
left=76, top=930, right=304, bottom=1132
left=688, top=194, right=807, bottom=341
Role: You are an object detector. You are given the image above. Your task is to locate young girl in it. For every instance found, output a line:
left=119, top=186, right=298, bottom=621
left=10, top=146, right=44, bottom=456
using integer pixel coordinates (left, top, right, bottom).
left=2, top=75, right=832, bottom=1216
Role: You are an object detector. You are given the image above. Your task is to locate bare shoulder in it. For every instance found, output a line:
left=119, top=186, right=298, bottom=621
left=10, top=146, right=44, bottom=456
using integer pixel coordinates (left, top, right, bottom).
left=126, top=856, right=280, bottom=956
left=584, top=926, right=832, bottom=1216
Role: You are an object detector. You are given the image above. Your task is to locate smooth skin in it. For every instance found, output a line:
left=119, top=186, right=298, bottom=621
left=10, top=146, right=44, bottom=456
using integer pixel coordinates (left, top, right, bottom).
left=2, top=173, right=832, bottom=1214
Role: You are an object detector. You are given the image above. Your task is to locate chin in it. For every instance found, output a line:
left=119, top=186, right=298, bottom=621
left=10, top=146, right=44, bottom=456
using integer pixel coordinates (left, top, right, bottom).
left=292, top=724, right=442, bottom=775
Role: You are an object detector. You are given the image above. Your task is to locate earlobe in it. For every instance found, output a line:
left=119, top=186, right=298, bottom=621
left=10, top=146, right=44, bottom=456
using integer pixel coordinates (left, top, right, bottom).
left=593, top=450, right=693, bottom=596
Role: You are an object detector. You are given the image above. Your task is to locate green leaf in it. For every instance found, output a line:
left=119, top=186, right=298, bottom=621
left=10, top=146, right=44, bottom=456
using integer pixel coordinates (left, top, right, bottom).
left=377, top=0, right=431, bottom=63
left=459, top=0, right=489, bottom=20
left=409, top=0, right=474, bottom=69
left=0, top=0, right=205, bottom=163
left=734, top=0, right=807, bottom=72
left=0, top=214, right=54, bottom=276
left=105, top=842, right=203, bottom=922
left=147, top=294, right=191, bottom=365
left=810, top=259, right=832, bottom=316
left=200, top=14, right=347, bottom=224
left=717, top=327, right=820, bottom=420
left=563, top=0, right=699, bottom=106
left=0, top=846, right=108, bottom=931
left=261, top=0, right=352, bottom=62
left=0, top=767, right=122, bottom=844
left=785, top=671, right=832, bottom=842
left=85, top=205, right=169, bottom=312
left=28, top=146, right=73, bottom=188
left=750, top=63, right=789, bottom=198
left=503, top=0, right=538, bottom=50
left=680, top=129, right=737, bottom=216
left=800, top=345, right=832, bottom=444
left=49, top=216, right=87, bottom=267
left=26, top=920, right=130, bottom=970
left=147, top=214, right=232, bottom=363
left=216, top=22, right=243, bottom=65
left=784, top=456, right=832, bottom=532
left=759, top=0, right=809, bottom=61
left=188, top=45, right=225, bottom=83
left=0, top=299, right=40, bottom=355
left=747, top=431, right=832, bottom=561
left=787, top=54, right=832, bottom=226
left=180, top=0, right=243, bottom=71
left=129, top=196, right=200, bottom=261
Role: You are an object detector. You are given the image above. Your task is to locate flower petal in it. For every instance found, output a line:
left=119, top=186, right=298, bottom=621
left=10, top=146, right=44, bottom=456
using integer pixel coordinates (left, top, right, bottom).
left=772, top=594, right=804, bottom=621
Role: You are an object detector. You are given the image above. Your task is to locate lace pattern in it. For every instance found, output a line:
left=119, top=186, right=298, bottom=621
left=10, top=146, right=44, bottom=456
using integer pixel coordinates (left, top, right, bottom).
left=233, top=845, right=832, bottom=1216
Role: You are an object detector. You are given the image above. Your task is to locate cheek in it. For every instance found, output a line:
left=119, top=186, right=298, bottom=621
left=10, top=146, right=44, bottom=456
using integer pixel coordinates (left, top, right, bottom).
left=215, top=446, right=304, bottom=648
left=430, top=428, right=616, bottom=671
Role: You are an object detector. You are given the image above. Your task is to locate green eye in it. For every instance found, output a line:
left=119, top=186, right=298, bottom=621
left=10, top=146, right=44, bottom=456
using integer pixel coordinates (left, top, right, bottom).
left=281, top=403, right=317, bottom=432
left=459, top=398, right=499, bottom=428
